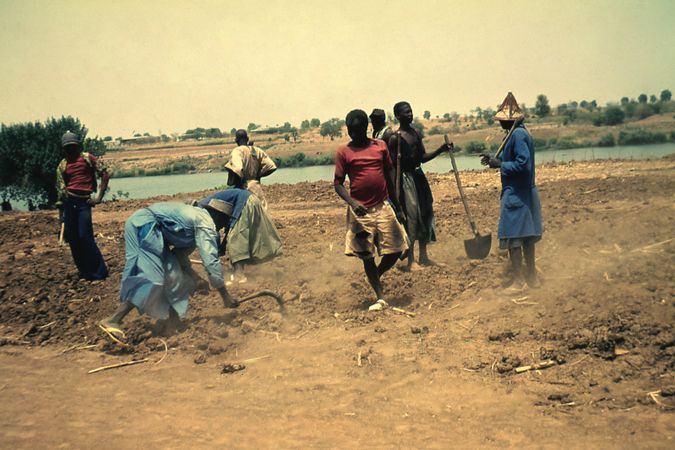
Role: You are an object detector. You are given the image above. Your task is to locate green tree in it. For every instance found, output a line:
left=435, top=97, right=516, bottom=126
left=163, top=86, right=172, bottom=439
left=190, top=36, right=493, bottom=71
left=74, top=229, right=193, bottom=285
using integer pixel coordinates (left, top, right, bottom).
left=623, top=101, right=638, bottom=118
left=442, top=113, right=451, bottom=121
left=230, top=128, right=237, bottom=135
left=319, top=118, right=343, bottom=140
left=423, top=110, right=431, bottom=120
left=602, top=105, right=625, bottom=126
left=636, top=104, right=654, bottom=119
left=620, top=97, right=629, bottom=105
left=247, top=123, right=259, bottom=132
left=579, top=100, right=589, bottom=109
left=534, top=94, right=551, bottom=117
left=638, top=94, right=648, bottom=103
left=660, top=89, right=672, bottom=102
left=300, top=119, right=310, bottom=130
left=649, top=94, right=657, bottom=104
left=474, top=107, right=483, bottom=120
left=483, top=107, right=495, bottom=125
left=0, top=116, right=105, bottom=206
left=310, top=118, right=320, bottom=128
left=103, top=136, right=113, bottom=141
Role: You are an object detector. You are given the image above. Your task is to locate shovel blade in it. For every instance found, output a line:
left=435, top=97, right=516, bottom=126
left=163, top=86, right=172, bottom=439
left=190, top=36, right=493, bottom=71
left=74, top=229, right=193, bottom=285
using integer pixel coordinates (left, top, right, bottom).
left=464, top=233, right=492, bottom=260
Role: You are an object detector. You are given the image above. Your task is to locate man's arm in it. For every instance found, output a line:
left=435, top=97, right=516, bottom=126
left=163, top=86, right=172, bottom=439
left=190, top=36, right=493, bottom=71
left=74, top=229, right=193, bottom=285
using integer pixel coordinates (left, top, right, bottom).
left=90, top=156, right=109, bottom=204
left=258, top=148, right=278, bottom=178
left=334, top=149, right=367, bottom=216
left=55, top=160, right=67, bottom=207
left=420, top=141, right=450, bottom=163
left=335, top=181, right=367, bottom=216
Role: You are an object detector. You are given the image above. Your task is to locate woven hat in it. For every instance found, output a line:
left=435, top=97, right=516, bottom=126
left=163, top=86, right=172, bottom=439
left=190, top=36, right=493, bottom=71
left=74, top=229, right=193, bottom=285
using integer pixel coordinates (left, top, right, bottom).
left=494, top=92, right=524, bottom=121
left=206, top=198, right=233, bottom=216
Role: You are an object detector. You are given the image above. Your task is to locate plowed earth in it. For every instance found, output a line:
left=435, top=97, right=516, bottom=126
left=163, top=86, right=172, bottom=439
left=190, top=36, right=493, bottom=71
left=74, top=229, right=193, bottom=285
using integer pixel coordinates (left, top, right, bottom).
left=0, top=158, right=673, bottom=448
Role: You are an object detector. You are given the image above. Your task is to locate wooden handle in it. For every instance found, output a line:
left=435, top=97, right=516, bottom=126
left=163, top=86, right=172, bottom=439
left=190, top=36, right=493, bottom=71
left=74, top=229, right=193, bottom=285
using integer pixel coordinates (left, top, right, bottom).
left=445, top=135, right=479, bottom=236
left=395, top=132, right=402, bottom=204
left=494, top=117, right=523, bottom=159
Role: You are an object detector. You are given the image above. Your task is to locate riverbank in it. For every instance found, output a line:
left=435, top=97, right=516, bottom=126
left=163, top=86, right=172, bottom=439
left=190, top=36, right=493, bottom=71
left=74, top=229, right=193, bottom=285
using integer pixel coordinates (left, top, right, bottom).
left=105, top=113, right=675, bottom=178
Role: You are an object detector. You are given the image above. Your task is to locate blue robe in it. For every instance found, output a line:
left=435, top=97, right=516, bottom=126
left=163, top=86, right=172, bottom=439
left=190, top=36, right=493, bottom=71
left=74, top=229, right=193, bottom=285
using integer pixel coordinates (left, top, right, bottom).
left=120, top=202, right=225, bottom=320
left=498, top=126, right=543, bottom=240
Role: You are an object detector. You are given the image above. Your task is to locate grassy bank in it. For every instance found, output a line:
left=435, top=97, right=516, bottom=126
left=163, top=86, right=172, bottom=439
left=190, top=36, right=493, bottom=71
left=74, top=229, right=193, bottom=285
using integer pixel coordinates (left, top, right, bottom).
left=449, top=127, right=675, bottom=155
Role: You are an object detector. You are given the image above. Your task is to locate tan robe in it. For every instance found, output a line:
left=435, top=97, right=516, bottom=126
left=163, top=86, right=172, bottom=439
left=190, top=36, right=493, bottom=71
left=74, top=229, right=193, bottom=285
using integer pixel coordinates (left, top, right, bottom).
left=225, top=145, right=277, bottom=209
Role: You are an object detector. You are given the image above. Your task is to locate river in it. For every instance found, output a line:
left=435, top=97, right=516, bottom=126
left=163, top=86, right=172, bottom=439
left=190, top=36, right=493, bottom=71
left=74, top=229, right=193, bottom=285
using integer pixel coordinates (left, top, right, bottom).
left=3, top=143, right=674, bottom=210
left=110, top=143, right=675, bottom=200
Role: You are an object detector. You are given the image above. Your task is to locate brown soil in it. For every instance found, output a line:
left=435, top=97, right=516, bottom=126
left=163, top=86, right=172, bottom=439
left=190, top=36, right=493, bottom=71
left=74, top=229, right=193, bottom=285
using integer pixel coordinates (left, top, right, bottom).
left=0, top=158, right=674, bottom=448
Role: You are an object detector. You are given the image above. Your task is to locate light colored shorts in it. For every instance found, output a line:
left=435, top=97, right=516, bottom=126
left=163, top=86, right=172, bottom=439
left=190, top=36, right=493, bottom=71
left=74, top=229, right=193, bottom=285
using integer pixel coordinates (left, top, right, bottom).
left=344, top=201, right=409, bottom=259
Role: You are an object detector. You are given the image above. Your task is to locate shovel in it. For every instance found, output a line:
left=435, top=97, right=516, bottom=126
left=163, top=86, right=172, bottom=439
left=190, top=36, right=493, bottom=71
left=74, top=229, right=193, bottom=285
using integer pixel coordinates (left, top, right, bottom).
left=444, top=135, right=492, bottom=259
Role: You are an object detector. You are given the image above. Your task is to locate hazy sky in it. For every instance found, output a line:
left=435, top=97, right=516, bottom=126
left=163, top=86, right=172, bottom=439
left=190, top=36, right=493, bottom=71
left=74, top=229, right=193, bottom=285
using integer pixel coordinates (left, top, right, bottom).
left=1, top=0, right=673, bottom=137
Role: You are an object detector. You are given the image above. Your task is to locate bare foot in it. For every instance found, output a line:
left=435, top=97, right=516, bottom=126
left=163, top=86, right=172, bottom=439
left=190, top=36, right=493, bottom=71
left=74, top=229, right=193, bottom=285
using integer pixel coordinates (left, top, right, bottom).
left=401, top=262, right=423, bottom=272
left=419, top=258, right=446, bottom=267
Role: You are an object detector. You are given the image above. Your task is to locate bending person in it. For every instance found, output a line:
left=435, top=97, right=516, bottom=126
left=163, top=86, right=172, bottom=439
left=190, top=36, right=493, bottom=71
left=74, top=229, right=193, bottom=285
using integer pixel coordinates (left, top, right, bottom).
left=100, top=200, right=239, bottom=335
left=198, top=188, right=283, bottom=285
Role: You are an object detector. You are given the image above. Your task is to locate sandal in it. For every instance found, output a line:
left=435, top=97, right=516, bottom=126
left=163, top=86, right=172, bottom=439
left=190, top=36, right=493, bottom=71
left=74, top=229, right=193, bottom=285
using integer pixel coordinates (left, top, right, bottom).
left=97, top=322, right=129, bottom=347
left=368, top=299, right=388, bottom=312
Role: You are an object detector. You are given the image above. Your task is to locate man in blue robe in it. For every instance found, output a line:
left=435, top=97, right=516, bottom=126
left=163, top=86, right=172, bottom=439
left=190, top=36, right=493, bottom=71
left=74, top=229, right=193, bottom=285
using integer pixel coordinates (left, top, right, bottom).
left=99, top=200, right=238, bottom=336
left=481, top=92, right=543, bottom=289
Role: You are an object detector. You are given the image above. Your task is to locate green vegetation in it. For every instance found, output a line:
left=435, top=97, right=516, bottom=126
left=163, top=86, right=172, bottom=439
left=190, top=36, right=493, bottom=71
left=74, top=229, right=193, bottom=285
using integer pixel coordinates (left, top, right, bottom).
left=183, top=127, right=223, bottom=140
left=462, top=141, right=487, bottom=154
left=617, top=128, right=668, bottom=146
left=534, top=94, right=551, bottom=117
left=597, top=133, right=616, bottom=147
left=272, top=152, right=334, bottom=168
left=319, top=118, right=344, bottom=140
left=0, top=116, right=105, bottom=205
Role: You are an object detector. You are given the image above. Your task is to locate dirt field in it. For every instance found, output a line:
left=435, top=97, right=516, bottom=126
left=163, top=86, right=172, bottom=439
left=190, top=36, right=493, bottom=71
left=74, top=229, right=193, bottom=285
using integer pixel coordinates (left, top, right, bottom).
left=0, top=158, right=674, bottom=448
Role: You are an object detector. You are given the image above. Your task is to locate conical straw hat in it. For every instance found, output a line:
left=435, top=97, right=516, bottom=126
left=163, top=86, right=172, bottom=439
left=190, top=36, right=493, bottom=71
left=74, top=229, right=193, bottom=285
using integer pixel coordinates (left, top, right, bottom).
left=494, top=92, right=524, bottom=121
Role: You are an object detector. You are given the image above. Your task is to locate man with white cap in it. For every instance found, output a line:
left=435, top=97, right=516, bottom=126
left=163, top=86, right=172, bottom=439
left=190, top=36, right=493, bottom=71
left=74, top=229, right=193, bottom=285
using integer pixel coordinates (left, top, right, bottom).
left=481, top=92, right=543, bottom=289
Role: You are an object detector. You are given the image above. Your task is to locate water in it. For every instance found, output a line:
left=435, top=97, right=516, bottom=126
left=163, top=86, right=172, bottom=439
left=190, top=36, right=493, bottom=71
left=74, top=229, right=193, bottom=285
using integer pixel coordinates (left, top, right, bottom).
left=4, top=143, right=674, bottom=208
left=110, top=143, right=675, bottom=200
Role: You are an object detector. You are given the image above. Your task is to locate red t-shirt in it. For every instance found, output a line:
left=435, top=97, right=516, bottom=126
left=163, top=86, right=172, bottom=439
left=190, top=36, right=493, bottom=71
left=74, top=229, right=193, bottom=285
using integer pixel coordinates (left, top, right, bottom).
left=334, top=139, right=392, bottom=208
left=64, top=154, right=97, bottom=195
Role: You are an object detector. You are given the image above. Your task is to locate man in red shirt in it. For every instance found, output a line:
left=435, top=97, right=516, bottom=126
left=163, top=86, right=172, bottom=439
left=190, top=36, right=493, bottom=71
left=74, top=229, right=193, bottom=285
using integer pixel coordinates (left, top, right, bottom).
left=55, top=131, right=109, bottom=280
left=334, top=109, right=408, bottom=311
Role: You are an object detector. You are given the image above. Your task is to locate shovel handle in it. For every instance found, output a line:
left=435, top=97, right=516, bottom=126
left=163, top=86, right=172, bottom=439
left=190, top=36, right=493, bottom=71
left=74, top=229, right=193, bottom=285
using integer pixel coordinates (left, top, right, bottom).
left=395, top=132, right=402, bottom=204
left=445, top=135, right=479, bottom=237
left=494, top=117, right=524, bottom=159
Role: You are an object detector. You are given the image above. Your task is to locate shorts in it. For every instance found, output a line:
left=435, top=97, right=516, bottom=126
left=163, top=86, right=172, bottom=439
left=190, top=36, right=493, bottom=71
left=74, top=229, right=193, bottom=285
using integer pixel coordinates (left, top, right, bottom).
left=344, top=201, right=409, bottom=259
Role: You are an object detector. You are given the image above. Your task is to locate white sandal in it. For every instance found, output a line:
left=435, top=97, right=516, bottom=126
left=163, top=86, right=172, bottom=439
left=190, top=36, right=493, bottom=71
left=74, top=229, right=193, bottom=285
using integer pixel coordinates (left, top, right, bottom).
left=368, top=299, right=388, bottom=311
